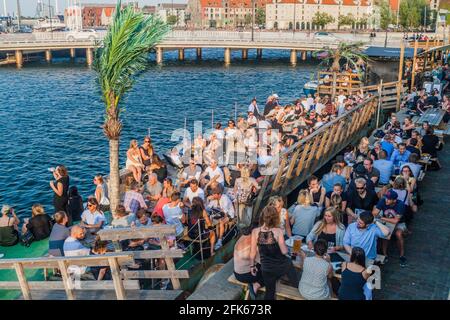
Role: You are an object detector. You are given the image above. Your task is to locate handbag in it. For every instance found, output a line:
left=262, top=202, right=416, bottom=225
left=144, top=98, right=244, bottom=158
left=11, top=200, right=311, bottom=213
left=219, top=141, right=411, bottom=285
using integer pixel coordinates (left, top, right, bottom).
left=21, top=231, right=35, bottom=247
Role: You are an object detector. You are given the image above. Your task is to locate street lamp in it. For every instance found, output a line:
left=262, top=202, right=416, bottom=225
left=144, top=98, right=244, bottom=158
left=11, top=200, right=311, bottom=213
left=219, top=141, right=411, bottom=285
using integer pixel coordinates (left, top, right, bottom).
left=251, top=0, right=255, bottom=41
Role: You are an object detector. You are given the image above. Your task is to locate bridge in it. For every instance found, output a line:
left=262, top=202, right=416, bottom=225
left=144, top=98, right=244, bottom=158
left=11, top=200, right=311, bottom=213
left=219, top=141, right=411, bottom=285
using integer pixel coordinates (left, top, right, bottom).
left=0, top=30, right=445, bottom=68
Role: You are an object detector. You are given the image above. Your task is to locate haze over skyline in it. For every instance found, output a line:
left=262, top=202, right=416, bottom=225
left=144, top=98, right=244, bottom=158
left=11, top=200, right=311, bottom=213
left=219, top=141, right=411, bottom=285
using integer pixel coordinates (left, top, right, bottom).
left=2, top=0, right=188, bottom=17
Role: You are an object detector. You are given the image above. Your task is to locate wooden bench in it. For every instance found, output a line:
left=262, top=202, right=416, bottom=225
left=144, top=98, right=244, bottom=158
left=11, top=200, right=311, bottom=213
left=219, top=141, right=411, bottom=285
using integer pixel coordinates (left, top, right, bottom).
left=0, top=252, right=137, bottom=300
left=228, top=274, right=306, bottom=300
left=98, top=225, right=189, bottom=290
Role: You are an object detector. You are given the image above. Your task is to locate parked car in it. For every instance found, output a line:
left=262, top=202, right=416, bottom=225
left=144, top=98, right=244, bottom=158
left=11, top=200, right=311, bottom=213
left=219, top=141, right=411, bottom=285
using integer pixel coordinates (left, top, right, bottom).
left=313, top=31, right=337, bottom=40
left=66, top=29, right=99, bottom=41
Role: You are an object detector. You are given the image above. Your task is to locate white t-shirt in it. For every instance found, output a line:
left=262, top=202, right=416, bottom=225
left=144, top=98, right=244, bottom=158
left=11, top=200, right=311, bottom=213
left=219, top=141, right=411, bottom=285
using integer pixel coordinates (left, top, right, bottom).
left=162, top=203, right=184, bottom=236
left=338, top=94, right=347, bottom=104
left=81, top=210, right=106, bottom=227
left=213, top=129, right=225, bottom=140
left=184, top=187, right=205, bottom=203
left=205, top=166, right=224, bottom=184
left=207, top=194, right=235, bottom=218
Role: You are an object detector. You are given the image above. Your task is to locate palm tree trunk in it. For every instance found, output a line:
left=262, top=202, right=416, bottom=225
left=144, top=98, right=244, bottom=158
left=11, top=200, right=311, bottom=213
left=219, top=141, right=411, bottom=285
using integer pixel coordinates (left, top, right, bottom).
left=109, top=138, right=120, bottom=215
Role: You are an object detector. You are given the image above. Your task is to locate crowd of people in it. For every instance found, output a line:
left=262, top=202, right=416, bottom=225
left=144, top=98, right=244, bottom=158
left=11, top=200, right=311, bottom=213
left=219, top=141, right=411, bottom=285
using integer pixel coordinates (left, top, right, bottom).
left=233, top=94, right=446, bottom=299
left=0, top=78, right=445, bottom=297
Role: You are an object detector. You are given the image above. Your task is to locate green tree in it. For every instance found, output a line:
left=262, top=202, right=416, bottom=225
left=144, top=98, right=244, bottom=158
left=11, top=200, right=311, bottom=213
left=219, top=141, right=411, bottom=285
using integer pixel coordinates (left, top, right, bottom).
left=167, top=14, right=178, bottom=26
left=338, top=14, right=355, bottom=29
left=93, top=0, right=170, bottom=214
left=312, top=12, right=335, bottom=29
left=399, top=0, right=428, bottom=30
left=244, top=13, right=252, bottom=27
left=379, top=0, right=394, bottom=47
left=255, top=7, right=265, bottom=26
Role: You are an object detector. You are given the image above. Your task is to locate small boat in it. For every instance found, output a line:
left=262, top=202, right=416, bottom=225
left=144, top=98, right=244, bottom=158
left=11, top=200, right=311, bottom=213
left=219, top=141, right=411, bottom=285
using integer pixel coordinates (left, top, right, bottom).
left=0, top=53, right=16, bottom=66
left=303, top=80, right=319, bottom=96
left=33, top=18, right=66, bottom=32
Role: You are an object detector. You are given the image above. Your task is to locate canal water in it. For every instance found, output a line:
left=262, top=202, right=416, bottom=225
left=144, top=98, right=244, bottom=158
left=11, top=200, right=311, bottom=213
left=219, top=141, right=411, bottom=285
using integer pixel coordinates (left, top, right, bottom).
left=0, top=49, right=320, bottom=218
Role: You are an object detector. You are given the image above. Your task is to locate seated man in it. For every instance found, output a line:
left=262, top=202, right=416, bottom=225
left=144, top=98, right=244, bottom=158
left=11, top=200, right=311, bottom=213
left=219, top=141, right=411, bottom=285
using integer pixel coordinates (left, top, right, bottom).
left=63, top=225, right=91, bottom=276
left=201, top=159, right=225, bottom=191
left=206, top=185, right=235, bottom=250
left=372, top=190, right=408, bottom=267
left=373, top=150, right=394, bottom=185
left=183, top=179, right=205, bottom=207
left=144, top=173, right=162, bottom=211
left=321, top=163, right=347, bottom=193
left=406, top=138, right=421, bottom=156
left=179, top=159, right=202, bottom=188
left=347, top=164, right=375, bottom=194
left=346, top=178, right=379, bottom=224
left=390, top=143, right=411, bottom=171
left=343, top=211, right=390, bottom=263
left=133, top=209, right=152, bottom=227
left=363, top=158, right=380, bottom=185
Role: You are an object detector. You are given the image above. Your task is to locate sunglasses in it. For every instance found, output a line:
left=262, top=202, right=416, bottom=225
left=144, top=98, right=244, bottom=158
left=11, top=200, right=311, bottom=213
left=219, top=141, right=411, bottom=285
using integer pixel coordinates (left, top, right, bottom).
left=87, top=203, right=95, bottom=207
left=145, top=140, right=150, bottom=143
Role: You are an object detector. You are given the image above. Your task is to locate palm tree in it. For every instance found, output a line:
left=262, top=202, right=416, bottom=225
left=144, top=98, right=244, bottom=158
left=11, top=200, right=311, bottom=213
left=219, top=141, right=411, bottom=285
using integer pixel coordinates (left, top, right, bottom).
left=317, top=42, right=368, bottom=98
left=93, top=0, right=170, bottom=214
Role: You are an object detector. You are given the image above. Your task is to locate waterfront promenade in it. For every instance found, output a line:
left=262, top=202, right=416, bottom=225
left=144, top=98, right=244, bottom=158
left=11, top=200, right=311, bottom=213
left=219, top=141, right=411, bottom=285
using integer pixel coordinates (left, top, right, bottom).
left=375, top=137, right=450, bottom=300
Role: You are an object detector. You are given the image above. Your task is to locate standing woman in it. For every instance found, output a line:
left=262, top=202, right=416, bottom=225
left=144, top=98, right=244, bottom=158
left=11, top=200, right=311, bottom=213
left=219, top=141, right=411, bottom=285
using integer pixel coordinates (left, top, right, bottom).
left=94, top=175, right=109, bottom=212
left=126, top=140, right=145, bottom=183
left=50, top=165, right=70, bottom=214
left=268, top=196, right=292, bottom=239
left=234, top=166, right=259, bottom=227
left=139, top=136, right=154, bottom=169
left=249, top=206, right=298, bottom=300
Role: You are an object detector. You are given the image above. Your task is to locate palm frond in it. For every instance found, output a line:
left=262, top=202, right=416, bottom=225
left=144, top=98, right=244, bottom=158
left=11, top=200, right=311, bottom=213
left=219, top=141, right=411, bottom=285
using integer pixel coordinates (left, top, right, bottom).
left=93, top=0, right=170, bottom=118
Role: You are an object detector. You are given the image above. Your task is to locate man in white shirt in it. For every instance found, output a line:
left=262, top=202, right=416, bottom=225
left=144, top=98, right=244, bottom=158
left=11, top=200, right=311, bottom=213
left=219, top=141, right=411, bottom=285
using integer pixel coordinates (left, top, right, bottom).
left=183, top=179, right=205, bottom=206
left=63, top=226, right=91, bottom=275
left=202, top=159, right=225, bottom=186
left=248, top=98, right=262, bottom=119
left=206, top=186, right=236, bottom=250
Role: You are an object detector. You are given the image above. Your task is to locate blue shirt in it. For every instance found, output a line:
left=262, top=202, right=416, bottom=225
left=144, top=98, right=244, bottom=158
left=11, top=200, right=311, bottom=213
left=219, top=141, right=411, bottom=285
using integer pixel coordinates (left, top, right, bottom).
left=321, top=173, right=347, bottom=193
left=343, top=223, right=385, bottom=260
left=376, top=198, right=406, bottom=223
left=390, top=149, right=411, bottom=167
left=373, top=159, right=394, bottom=184
left=380, top=141, right=394, bottom=158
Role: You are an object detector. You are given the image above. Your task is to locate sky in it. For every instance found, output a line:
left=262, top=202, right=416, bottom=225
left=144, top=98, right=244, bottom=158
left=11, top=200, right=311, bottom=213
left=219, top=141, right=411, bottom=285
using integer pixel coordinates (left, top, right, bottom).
left=2, top=0, right=188, bottom=17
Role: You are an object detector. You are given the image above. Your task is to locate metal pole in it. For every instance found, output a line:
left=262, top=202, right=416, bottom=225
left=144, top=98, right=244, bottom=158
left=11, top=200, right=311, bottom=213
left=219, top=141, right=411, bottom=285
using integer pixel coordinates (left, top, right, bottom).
left=234, top=102, right=237, bottom=123
left=197, top=220, right=204, bottom=264
left=16, top=0, right=21, bottom=30
left=376, top=79, right=383, bottom=128
left=423, top=5, right=426, bottom=31
left=3, top=0, right=6, bottom=16
left=251, top=0, right=254, bottom=41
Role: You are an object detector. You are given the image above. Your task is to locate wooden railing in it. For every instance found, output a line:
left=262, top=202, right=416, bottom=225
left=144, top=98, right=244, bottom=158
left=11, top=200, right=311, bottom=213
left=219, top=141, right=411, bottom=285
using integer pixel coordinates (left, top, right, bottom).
left=317, top=71, right=363, bottom=96
left=252, top=95, right=379, bottom=218
left=98, top=225, right=189, bottom=290
left=0, top=252, right=135, bottom=300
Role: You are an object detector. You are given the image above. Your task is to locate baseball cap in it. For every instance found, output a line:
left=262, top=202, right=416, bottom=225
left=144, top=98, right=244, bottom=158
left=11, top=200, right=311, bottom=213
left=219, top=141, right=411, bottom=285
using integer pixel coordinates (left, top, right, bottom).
left=385, top=189, right=398, bottom=200
left=273, top=94, right=279, bottom=99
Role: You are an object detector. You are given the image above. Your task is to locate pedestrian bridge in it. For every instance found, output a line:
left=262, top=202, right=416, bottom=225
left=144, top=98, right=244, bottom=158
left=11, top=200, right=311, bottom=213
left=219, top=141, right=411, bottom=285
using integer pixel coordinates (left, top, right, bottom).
left=0, top=30, right=435, bottom=68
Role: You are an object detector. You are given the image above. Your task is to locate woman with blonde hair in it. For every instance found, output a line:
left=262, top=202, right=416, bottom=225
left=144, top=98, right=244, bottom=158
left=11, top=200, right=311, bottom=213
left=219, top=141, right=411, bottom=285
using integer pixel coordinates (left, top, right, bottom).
left=268, top=195, right=291, bottom=238
left=0, top=205, right=20, bottom=246
left=306, top=207, right=345, bottom=252
left=22, top=204, right=53, bottom=241
left=50, top=165, right=70, bottom=214
left=234, top=166, right=259, bottom=227
left=126, top=139, right=144, bottom=183
left=289, top=189, right=321, bottom=238
left=354, top=137, right=370, bottom=162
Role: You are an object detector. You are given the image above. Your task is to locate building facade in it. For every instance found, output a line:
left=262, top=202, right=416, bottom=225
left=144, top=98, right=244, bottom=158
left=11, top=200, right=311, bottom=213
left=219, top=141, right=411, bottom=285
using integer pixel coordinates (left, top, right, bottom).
left=265, top=0, right=374, bottom=30
left=187, top=0, right=272, bottom=28
left=156, top=3, right=188, bottom=27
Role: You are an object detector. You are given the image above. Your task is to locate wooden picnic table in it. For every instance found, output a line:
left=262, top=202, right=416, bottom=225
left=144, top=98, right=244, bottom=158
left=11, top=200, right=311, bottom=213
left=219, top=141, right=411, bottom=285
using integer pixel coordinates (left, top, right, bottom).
left=415, top=108, right=446, bottom=127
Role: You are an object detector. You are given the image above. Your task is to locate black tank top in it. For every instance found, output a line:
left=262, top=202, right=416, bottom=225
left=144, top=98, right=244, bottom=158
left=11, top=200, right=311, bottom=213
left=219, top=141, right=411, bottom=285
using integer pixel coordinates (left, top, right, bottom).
left=140, top=146, right=152, bottom=166
left=257, top=229, right=289, bottom=269
left=311, top=186, right=323, bottom=204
